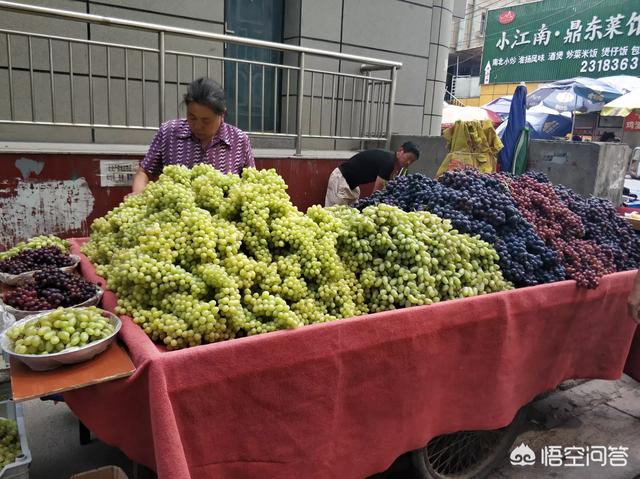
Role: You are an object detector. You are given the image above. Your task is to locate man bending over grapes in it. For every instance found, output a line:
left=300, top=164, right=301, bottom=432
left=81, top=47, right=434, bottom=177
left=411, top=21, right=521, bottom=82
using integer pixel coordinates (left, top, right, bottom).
left=325, top=142, right=420, bottom=207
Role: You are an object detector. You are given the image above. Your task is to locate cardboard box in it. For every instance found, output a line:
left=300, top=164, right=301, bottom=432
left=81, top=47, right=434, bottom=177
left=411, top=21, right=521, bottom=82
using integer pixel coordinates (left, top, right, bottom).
left=70, top=466, right=129, bottom=479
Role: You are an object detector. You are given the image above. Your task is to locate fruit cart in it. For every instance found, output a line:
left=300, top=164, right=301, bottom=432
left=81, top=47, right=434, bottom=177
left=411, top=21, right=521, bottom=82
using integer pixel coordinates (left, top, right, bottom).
left=62, top=239, right=638, bottom=479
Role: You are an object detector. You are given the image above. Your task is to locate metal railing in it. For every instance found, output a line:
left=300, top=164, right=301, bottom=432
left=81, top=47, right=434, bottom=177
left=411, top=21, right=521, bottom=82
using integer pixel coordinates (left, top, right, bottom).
left=445, top=89, right=466, bottom=107
left=0, top=1, right=402, bottom=152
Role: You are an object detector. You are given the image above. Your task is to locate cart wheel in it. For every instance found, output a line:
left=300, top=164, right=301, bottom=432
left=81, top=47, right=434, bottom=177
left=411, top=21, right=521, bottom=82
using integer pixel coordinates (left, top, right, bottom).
left=411, top=405, right=530, bottom=479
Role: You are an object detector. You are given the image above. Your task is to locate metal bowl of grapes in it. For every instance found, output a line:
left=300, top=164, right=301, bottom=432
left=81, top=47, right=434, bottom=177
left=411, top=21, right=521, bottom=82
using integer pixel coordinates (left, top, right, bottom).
left=0, top=307, right=121, bottom=371
left=0, top=268, right=103, bottom=320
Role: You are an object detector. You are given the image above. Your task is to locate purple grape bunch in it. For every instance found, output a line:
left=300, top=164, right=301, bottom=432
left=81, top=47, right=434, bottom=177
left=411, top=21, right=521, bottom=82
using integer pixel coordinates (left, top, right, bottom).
left=503, top=172, right=616, bottom=289
left=0, top=246, right=75, bottom=275
left=3, top=268, right=98, bottom=311
left=553, top=183, right=640, bottom=272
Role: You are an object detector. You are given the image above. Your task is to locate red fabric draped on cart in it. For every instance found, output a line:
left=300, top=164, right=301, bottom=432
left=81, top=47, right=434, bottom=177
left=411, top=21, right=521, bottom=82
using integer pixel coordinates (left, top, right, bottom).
left=64, top=239, right=638, bottom=479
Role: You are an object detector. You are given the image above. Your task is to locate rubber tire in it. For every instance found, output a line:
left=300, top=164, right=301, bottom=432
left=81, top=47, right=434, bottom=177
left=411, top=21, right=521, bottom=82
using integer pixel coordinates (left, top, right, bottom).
left=410, top=404, right=530, bottom=479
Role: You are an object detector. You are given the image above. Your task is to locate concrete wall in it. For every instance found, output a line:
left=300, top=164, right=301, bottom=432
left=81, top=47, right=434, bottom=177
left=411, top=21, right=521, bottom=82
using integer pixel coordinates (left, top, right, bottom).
left=423, top=0, right=454, bottom=136
left=0, top=0, right=227, bottom=145
left=527, top=140, right=631, bottom=205
left=284, top=0, right=453, bottom=148
left=390, top=135, right=448, bottom=177
left=622, top=131, right=640, bottom=151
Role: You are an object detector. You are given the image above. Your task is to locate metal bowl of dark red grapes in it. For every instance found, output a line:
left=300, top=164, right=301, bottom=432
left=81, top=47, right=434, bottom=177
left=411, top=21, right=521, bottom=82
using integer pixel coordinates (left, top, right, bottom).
left=0, top=269, right=102, bottom=320
left=0, top=246, right=80, bottom=286
left=1, top=307, right=121, bottom=371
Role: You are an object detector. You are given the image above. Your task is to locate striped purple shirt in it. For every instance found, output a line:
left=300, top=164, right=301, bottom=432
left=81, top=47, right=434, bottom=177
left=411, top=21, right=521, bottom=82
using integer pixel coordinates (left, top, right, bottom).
left=140, top=119, right=255, bottom=176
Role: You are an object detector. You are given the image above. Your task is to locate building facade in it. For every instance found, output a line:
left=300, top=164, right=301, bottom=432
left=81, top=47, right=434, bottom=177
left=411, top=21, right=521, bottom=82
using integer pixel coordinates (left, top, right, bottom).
left=448, top=0, right=539, bottom=105
left=0, top=0, right=460, bottom=149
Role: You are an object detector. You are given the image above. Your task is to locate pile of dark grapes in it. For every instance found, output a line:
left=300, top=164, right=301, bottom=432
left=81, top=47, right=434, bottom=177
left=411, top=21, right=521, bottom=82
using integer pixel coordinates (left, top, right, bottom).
left=355, top=171, right=565, bottom=287
left=2, top=268, right=98, bottom=311
left=503, top=172, right=616, bottom=288
left=0, top=246, right=75, bottom=275
left=553, top=183, right=640, bottom=272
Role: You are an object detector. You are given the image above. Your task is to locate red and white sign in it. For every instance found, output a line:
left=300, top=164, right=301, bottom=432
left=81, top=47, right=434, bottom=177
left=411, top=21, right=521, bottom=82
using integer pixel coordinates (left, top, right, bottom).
left=498, top=10, right=516, bottom=25
left=624, top=112, right=640, bottom=132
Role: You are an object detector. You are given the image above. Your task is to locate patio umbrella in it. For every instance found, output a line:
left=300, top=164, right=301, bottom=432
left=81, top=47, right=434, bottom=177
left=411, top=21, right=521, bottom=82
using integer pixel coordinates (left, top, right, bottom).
left=497, top=85, right=526, bottom=172
left=482, top=96, right=512, bottom=120
left=442, top=104, right=502, bottom=128
left=601, top=90, right=640, bottom=117
left=598, top=75, right=640, bottom=95
left=527, top=77, right=623, bottom=113
left=496, top=110, right=573, bottom=140
left=525, top=111, right=573, bottom=139
left=528, top=103, right=572, bottom=118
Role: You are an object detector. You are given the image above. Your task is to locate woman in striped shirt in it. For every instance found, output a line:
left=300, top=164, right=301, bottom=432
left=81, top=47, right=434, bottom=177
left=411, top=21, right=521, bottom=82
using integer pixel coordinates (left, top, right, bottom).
left=131, top=77, right=255, bottom=194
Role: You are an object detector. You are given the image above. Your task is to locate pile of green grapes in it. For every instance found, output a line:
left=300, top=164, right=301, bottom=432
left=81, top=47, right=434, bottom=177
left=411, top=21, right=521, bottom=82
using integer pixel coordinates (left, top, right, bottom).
left=311, top=204, right=512, bottom=312
left=0, top=235, right=69, bottom=261
left=83, top=165, right=511, bottom=349
left=0, top=419, right=20, bottom=468
left=5, top=307, right=116, bottom=355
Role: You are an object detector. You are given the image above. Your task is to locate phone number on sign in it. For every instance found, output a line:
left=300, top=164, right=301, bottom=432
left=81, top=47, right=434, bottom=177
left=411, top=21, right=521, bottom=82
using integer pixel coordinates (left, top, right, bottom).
left=580, top=57, right=639, bottom=73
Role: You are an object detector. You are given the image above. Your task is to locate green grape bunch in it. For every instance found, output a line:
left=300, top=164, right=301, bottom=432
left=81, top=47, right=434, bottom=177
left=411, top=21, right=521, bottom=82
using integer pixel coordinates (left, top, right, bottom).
left=311, top=204, right=512, bottom=312
left=0, top=418, right=20, bottom=468
left=5, top=307, right=116, bottom=355
left=83, top=164, right=512, bottom=350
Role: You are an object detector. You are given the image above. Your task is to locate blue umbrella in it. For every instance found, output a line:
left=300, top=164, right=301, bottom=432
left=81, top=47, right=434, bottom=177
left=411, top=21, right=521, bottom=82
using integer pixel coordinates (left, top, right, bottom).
left=497, top=85, right=526, bottom=172
left=496, top=110, right=573, bottom=140
left=527, top=88, right=599, bottom=113
left=527, top=77, right=623, bottom=113
left=482, top=96, right=512, bottom=120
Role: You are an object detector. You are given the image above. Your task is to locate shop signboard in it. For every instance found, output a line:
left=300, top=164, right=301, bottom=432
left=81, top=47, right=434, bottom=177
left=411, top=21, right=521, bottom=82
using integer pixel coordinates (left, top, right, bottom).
left=624, top=112, right=640, bottom=132
left=482, top=0, right=640, bottom=84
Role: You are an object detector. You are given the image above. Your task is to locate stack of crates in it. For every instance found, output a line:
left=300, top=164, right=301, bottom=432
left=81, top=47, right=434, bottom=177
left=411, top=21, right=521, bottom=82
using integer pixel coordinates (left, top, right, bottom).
left=0, top=352, right=30, bottom=479
left=0, top=401, right=31, bottom=479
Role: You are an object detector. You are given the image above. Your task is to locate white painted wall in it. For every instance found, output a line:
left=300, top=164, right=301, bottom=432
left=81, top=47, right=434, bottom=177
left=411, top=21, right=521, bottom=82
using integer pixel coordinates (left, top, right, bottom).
left=0, top=178, right=95, bottom=247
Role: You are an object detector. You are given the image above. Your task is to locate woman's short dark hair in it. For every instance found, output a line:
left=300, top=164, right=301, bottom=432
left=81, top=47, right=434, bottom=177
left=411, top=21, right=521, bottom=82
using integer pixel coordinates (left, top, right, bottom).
left=183, top=77, right=226, bottom=115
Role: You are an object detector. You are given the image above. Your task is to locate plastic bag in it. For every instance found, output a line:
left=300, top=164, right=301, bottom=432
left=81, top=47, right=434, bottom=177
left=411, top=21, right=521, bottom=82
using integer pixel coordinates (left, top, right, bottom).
left=0, top=303, right=16, bottom=335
